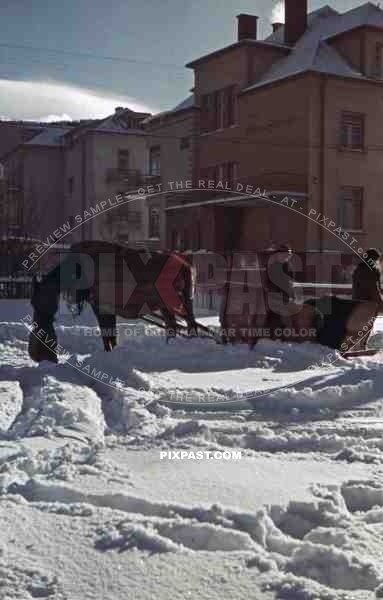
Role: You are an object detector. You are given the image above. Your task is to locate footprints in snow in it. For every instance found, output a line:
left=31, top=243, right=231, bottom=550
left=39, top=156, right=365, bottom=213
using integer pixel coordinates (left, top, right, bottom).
left=7, top=477, right=383, bottom=593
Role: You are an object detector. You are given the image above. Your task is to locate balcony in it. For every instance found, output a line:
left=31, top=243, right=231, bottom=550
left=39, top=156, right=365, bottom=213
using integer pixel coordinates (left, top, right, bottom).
left=105, top=168, right=161, bottom=190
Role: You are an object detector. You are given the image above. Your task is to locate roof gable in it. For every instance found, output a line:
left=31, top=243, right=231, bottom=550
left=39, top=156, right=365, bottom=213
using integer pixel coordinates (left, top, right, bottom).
left=244, top=3, right=382, bottom=92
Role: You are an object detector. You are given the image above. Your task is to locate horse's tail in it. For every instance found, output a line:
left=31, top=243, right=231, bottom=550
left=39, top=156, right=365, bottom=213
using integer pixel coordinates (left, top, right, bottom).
left=60, top=252, right=91, bottom=314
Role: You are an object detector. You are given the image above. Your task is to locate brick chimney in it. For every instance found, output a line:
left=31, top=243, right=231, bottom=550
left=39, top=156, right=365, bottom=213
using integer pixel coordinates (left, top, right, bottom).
left=284, top=0, right=307, bottom=45
left=272, top=22, right=283, bottom=33
left=237, top=14, right=258, bottom=41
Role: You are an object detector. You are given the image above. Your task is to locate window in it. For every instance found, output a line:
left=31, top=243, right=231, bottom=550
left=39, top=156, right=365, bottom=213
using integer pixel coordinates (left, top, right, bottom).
left=216, top=164, right=225, bottom=185
left=340, top=112, right=364, bottom=150
left=215, top=89, right=225, bottom=130
left=68, top=177, right=74, bottom=195
left=374, top=43, right=383, bottom=78
left=338, top=187, right=363, bottom=230
left=149, top=206, right=160, bottom=238
left=180, top=136, right=190, bottom=150
left=118, top=149, right=130, bottom=171
left=225, top=86, right=237, bottom=127
left=149, top=146, right=161, bottom=176
left=200, top=162, right=239, bottom=188
left=200, top=86, right=238, bottom=133
left=227, top=162, right=239, bottom=188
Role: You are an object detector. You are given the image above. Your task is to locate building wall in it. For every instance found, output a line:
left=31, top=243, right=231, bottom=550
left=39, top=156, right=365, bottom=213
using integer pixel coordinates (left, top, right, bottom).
left=3, top=146, right=65, bottom=240
left=145, top=109, right=194, bottom=248
left=364, top=29, right=383, bottom=77
left=192, top=73, right=311, bottom=252
left=89, top=131, right=148, bottom=241
left=64, top=130, right=149, bottom=243
left=330, top=28, right=383, bottom=78
left=330, top=30, right=365, bottom=73
left=309, top=76, right=383, bottom=257
left=0, top=122, right=41, bottom=161
left=63, top=133, right=89, bottom=242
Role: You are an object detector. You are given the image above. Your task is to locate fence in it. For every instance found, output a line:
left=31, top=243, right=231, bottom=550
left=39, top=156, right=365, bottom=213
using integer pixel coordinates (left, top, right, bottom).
left=0, top=277, right=33, bottom=299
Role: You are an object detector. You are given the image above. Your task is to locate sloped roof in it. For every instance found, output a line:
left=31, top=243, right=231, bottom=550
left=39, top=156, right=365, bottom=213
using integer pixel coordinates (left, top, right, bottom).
left=245, top=2, right=382, bottom=92
left=321, top=2, right=383, bottom=40
left=97, top=107, right=150, bottom=131
left=24, top=127, right=70, bottom=147
left=172, top=95, right=194, bottom=112
left=266, top=5, right=339, bottom=44
left=143, top=95, right=195, bottom=125
left=63, top=108, right=151, bottom=142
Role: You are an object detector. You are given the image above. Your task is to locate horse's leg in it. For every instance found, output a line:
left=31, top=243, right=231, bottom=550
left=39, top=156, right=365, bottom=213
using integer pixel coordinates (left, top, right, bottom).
left=161, top=308, right=177, bottom=343
left=92, top=305, right=117, bottom=352
left=182, top=291, right=198, bottom=336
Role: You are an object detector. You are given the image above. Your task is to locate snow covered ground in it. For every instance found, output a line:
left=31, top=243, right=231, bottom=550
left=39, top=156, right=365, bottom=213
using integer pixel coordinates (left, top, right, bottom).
left=2, top=300, right=383, bottom=598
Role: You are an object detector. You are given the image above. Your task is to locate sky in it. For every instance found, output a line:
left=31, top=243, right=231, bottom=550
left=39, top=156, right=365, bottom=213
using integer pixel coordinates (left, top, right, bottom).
left=0, top=0, right=367, bottom=121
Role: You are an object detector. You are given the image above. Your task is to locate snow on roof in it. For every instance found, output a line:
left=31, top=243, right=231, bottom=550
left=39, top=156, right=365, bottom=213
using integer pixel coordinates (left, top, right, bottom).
left=321, top=2, right=383, bottom=40
left=25, top=127, right=70, bottom=147
left=245, top=3, right=380, bottom=92
left=266, top=5, right=339, bottom=44
left=143, top=95, right=195, bottom=125
left=172, top=95, right=194, bottom=112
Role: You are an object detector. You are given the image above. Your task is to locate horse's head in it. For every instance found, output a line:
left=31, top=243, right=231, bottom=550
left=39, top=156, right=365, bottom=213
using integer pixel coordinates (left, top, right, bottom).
left=28, top=274, right=59, bottom=364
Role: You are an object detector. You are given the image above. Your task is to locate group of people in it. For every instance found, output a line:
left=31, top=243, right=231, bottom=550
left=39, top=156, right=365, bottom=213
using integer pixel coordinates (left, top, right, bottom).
left=266, top=244, right=383, bottom=306
left=263, top=244, right=383, bottom=347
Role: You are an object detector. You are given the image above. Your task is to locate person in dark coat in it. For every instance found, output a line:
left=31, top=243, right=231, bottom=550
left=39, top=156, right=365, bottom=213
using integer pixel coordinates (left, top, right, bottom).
left=352, top=248, right=383, bottom=304
left=266, top=244, right=297, bottom=338
left=267, top=244, right=296, bottom=305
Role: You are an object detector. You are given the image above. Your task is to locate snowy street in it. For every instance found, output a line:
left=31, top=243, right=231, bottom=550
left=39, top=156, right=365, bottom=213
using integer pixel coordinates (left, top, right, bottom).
left=2, top=300, right=383, bottom=599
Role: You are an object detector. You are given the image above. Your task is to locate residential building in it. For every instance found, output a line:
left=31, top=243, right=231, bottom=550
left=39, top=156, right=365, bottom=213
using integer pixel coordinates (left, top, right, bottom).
left=164, top=1, right=383, bottom=278
left=0, top=126, right=69, bottom=239
left=63, top=107, right=154, bottom=245
left=0, top=108, right=167, bottom=248
left=143, top=97, right=196, bottom=249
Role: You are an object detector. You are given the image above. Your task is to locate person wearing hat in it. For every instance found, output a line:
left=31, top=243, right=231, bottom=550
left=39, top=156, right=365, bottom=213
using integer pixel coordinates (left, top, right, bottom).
left=266, top=243, right=297, bottom=338
left=267, top=243, right=296, bottom=304
left=352, top=248, right=383, bottom=304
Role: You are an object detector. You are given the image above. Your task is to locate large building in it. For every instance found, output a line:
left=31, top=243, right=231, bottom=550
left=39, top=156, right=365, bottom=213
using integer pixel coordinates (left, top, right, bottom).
left=143, top=97, right=196, bottom=249
left=0, top=108, right=166, bottom=248
left=63, top=107, right=154, bottom=244
left=162, top=1, right=383, bottom=276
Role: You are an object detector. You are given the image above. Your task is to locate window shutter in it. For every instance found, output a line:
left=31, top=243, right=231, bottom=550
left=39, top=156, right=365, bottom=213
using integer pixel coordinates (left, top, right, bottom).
left=341, top=113, right=364, bottom=149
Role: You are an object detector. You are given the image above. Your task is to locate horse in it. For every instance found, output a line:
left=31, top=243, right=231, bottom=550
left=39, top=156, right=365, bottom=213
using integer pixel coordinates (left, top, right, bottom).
left=28, top=240, right=197, bottom=363
left=223, top=290, right=378, bottom=352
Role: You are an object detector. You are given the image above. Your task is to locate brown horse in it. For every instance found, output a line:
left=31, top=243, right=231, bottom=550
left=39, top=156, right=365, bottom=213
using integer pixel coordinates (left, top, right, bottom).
left=28, top=241, right=197, bottom=363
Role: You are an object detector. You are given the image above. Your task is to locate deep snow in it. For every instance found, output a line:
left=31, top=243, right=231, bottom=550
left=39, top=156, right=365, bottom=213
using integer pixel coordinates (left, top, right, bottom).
left=1, top=300, right=383, bottom=598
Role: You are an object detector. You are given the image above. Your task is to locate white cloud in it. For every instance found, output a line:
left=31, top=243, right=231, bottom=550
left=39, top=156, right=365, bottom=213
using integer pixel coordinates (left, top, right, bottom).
left=37, top=113, right=73, bottom=122
left=0, top=79, right=155, bottom=121
left=271, top=1, right=285, bottom=24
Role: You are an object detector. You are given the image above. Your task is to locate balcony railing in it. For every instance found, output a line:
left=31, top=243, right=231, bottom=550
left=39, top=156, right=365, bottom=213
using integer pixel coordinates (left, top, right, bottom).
left=105, top=168, right=161, bottom=190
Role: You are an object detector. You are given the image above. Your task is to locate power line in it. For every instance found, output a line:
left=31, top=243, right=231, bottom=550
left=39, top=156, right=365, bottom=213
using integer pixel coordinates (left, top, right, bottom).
left=0, top=55, right=189, bottom=82
left=0, top=41, right=187, bottom=72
